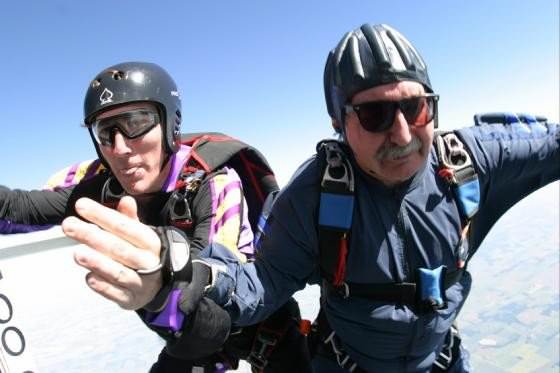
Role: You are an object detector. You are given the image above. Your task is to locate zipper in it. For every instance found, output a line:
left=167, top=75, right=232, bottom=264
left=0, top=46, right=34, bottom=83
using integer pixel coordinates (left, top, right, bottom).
left=394, top=190, right=413, bottom=282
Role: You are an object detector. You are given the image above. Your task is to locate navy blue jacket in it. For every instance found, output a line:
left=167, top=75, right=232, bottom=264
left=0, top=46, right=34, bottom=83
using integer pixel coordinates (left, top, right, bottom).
left=203, top=123, right=559, bottom=371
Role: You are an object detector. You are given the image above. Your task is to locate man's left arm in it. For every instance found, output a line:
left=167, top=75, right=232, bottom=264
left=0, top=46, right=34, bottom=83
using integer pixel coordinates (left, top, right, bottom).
left=456, top=122, right=559, bottom=247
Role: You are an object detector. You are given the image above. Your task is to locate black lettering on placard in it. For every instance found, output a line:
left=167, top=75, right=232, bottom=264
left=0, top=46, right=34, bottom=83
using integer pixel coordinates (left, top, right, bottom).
left=0, top=271, right=35, bottom=371
left=0, top=294, right=12, bottom=324
left=2, top=326, right=25, bottom=356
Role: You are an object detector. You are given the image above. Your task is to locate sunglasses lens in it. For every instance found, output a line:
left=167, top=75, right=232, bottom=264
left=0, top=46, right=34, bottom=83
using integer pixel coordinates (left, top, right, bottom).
left=402, top=97, right=434, bottom=126
left=352, top=95, right=437, bottom=133
left=92, top=110, right=159, bottom=146
left=355, top=102, right=396, bottom=132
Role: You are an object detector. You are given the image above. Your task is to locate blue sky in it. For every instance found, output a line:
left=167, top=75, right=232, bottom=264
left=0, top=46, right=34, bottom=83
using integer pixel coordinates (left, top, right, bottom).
left=0, top=0, right=558, bottom=188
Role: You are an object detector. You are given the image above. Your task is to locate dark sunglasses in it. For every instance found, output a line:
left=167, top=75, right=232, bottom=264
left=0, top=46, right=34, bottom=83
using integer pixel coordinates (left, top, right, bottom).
left=345, top=93, right=439, bottom=133
left=91, top=109, right=160, bottom=146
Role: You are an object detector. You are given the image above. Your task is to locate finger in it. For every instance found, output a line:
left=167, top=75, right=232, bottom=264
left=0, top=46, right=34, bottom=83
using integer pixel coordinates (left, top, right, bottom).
left=74, top=197, right=160, bottom=253
left=73, top=245, right=142, bottom=289
left=63, top=216, right=159, bottom=270
left=76, top=246, right=162, bottom=310
left=85, top=269, right=162, bottom=311
left=117, top=196, right=139, bottom=221
left=85, top=272, right=138, bottom=310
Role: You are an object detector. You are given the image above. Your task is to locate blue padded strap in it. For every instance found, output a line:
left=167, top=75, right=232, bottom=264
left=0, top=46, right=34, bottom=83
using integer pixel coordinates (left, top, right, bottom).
left=418, top=265, right=446, bottom=307
left=319, top=193, right=354, bottom=231
left=454, top=178, right=480, bottom=219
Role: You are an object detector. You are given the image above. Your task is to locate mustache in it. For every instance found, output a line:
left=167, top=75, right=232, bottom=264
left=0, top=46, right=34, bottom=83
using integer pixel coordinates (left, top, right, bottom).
left=376, top=136, right=423, bottom=161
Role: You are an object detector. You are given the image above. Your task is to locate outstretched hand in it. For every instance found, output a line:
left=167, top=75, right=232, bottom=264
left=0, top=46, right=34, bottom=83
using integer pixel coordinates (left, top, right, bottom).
left=62, top=196, right=163, bottom=310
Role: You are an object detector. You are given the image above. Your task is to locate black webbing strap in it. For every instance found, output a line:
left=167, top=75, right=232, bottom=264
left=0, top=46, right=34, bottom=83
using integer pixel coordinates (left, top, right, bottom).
left=316, top=140, right=355, bottom=286
left=324, top=268, right=465, bottom=304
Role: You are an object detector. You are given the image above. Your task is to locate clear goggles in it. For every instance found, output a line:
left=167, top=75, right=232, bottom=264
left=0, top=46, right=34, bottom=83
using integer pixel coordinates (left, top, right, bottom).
left=90, top=109, right=160, bottom=146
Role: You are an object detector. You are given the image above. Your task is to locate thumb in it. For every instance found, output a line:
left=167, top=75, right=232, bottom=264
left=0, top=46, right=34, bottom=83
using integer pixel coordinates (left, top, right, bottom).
left=117, top=196, right=139, bottom=221
left=178, top=261, right=210, bottom=315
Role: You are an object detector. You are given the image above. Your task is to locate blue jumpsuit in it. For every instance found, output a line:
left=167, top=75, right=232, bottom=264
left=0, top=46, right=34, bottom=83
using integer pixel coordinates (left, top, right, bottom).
left=202, top=123, right=559, bottom=371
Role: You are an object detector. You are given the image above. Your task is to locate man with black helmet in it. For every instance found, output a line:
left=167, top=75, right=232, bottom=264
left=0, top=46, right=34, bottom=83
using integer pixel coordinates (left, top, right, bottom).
left=121, top=23, right=557, bottom=371
left=0, top=61, right=310, bottom=372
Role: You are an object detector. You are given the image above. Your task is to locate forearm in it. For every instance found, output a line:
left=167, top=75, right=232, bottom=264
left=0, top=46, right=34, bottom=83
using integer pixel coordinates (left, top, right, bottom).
left=458, top=122, right=559, bottom=189
left=0, top=186, right=70, bottom=229
left=203, top=242, right=308, bottom=326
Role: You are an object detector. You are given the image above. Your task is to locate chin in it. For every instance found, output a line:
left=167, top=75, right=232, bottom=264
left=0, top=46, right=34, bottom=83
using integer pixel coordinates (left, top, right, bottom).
left=376, top=163, right=422, bottom=186
left=117, top=178, right=146, bottom=196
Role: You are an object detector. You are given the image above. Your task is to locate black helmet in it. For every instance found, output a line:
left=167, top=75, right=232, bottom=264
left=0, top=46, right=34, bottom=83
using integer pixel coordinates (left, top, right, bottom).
left=84, top=62, right=182, bottom=155
left=324, top=23, right=433, bottom=131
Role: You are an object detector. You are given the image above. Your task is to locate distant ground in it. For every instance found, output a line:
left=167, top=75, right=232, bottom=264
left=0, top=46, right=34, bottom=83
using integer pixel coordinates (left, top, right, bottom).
left=460, top=183, right=559, bottom=372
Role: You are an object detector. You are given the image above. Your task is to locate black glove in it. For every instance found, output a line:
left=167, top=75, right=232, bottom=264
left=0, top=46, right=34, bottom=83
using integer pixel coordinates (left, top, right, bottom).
left=166, top=296, right=231, bottom=360
left=143, top=227, right=231, bottom=360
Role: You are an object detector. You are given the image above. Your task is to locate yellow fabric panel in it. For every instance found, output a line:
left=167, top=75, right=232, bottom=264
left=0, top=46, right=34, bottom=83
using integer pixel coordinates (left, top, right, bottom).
left=210, top=173, right=246, bottom=263
left=44, top=160, right=104, bottom=190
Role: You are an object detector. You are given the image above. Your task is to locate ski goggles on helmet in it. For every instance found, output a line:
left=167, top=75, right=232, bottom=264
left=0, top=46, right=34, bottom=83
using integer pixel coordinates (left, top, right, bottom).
left=345, top=93, right=439, bottom=133
left=90, top=109, right=160, bottom=146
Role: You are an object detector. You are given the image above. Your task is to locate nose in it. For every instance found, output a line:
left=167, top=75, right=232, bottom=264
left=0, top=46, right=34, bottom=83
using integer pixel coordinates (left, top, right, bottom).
left=387, top=109, right=412, bottom=146
left=110, top=130, right=132, bottom=155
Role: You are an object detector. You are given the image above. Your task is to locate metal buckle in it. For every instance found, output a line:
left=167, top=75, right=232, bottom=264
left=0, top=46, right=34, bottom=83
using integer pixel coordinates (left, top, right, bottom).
left=247, top=330, right=278, bottom=370
left=320, top=142, right=354, bottom=192
left=247, top=352, right=267, bottom=370
left=335, top=282, right=350, bottom=299
left=184, top=170, right=205, bottom=191
left=436, top=133, right=472, bottom=182
left=433, top=325, right=456, bottom=370
left=323, top=331, right=358, bottom=372
left=101, top=176, right=126, bottom=205
left=163, top=191, right=192, bottom=223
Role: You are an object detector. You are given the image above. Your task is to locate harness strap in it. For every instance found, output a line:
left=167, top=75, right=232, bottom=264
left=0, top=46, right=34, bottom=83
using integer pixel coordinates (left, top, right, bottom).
left=246, top=299, right=301, bottom=372
left=323, top=268, right=464, bottom=305
left=311, top=310, right=366, bottom=373
left=432, top=323, right=462, bottom=372
left=317, top=140, right=355, bottom=286
left=247, top=325, right=285, bottom=372
left=435, top=132, right=480, bottom=220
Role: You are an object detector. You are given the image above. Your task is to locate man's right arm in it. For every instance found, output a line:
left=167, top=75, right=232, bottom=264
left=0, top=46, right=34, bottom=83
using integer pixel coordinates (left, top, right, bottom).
left=0, top=185, right=71, bottom=231
left=202, top=158, right=322, bottom=326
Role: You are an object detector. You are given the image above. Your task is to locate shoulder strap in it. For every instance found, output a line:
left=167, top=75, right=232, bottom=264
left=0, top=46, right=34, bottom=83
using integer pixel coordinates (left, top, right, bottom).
left=435, top=131, right=480, bottom=220
left=316, top=139, right=355, bottom=287
left=178, top=132, right=279, bottom=232
left=434, top=130, right=480, bottom=268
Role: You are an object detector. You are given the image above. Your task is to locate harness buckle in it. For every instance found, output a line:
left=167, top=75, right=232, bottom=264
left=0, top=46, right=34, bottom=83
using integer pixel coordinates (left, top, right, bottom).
left=434, top=324, right=459, bottom=370
left=101, top=176, right=126, bottom=207
left=320, top=142, right=354, bottom=193
left=323, top=331, right=358, bottom=372
left=184, top=170, right=205, bottom=191
left=436, top=133, right=472, bottom=184
left=162, top=170, right=206, bottom=227
left=335, top=282, right=350, bottom=299
left=164, top=191, right=192, bottom=224
left=247, top=329, right=279, bottom=370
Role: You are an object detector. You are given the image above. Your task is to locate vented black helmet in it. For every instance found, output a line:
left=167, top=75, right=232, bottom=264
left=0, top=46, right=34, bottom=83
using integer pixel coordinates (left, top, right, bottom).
left=324, top=24, right=433, bottom=130
left=84, top=62, right=182, bottom=155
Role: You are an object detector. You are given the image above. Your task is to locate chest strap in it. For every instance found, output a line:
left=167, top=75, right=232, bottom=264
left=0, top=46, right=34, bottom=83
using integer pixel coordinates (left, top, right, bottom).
left=323, top=268, right=464, bottom=307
